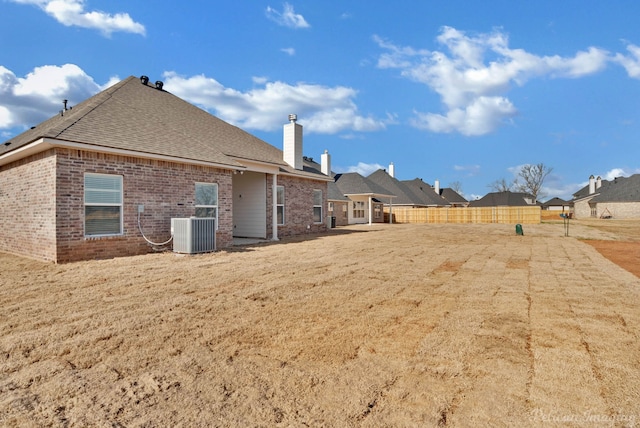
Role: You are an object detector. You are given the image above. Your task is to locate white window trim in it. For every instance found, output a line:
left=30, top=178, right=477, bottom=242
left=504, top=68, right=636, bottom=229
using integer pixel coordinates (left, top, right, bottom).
left=313, top=189, right=323, bottom=223
left=277, top=185, right=285, bottom=226
left=195, top=182, right=219, bottom=228
left=84, top=172, right=123, bottom=237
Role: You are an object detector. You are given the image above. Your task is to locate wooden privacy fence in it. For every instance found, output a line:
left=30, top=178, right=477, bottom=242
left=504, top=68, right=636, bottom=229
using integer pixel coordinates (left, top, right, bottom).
left=385, top=206, right=541, bottom=224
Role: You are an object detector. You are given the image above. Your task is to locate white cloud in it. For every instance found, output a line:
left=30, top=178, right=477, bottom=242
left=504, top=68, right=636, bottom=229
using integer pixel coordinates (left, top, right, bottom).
left=614, top=43, right=640, bottom=78
left=453, top=164, right=481, bottom=175
left=163, top=71, right=387, bottom=134
left=266, top=3, right=310, bottom=29
left=281, top=47, right=296, bottom=56
left=375, top=27, right=611, bottom=136
left=335, top=162, right=384, bottom=176
left=0, top=64, right=103, bottom=130
left=0, top=65, right=386, bottom=136
left=11, top=0, right=145, bottom=36
left=601, top=167, right=640, bottom=180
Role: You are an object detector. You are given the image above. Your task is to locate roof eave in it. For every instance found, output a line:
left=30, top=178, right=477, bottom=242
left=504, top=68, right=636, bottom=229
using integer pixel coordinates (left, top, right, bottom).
left=0, top=137, right=245, bottom=170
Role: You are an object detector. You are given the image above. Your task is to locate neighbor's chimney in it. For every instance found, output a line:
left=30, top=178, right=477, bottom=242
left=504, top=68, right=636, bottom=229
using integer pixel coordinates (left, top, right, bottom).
left=321, top=149, right=331, bottom=176
left=596, top=176, right=602, bottom=189
left=283, top=114, right=303, bottom=170
left=589, top=175, right=596, bottom=194
left=389, top=162, right=395, bottom=178
left=434, top=179, right=440, bottom=195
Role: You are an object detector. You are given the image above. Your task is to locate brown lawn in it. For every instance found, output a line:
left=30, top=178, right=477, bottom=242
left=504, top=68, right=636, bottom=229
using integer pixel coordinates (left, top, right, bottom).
left=1, top=221, right=639, bottom=426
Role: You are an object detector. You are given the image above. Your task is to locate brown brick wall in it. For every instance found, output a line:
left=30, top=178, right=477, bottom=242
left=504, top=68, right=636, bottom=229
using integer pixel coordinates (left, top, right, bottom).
left=272, top=175, right=328, bottom=238
left=328, top=201, right=349, bottom=226
left=2, top=148, right=329, bottom=262
left=54, top=149, right=234, bottom=262
left=0, top=150, right=57, bottom=261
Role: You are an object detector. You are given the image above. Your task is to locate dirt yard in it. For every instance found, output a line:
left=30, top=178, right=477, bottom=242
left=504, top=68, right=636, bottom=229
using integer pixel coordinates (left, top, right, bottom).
left=1, top=220, right=639, bottom=426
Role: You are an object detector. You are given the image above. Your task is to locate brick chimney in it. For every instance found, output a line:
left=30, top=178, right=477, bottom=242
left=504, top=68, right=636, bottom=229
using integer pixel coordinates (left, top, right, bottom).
left=283, top=114, right=303, bottom=170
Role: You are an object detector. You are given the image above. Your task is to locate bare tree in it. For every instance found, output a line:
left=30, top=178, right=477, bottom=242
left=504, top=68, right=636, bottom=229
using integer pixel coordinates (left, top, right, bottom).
left=449, top=181, right=463, bottom=194
left=513, top=163, right=553, bottom=202
left=488, top=178, right=514, bottom=192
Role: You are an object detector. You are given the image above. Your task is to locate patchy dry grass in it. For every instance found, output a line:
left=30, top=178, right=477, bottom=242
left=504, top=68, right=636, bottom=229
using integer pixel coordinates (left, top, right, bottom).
left=1, top=221, right=639, bottom=426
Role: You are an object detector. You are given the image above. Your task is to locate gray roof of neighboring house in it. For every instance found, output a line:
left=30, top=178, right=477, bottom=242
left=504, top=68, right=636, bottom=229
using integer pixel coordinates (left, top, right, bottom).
left=366, top=170, right=439, bottom=206
left=401, top=178, right=452, bottom=206
left=468, top=191, right=536, bottom=207
left=542, top=197, right=569, bottom=207
left=590, top=174, right=640, bottom=202
left=334, top=172, right=395, bottom=198
left=439, top=188, right=468, bottom=204
left=327, top=181, right=350, bottom=201
left=1, top=76, right=327, bottom=181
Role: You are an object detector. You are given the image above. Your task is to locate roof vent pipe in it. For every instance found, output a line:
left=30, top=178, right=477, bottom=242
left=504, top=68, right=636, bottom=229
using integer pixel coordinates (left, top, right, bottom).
left=155, top=81, right=164, bottom=90
left=63, top=99, right=68, bottom=111
left=140, top=75, right=149, bottom=85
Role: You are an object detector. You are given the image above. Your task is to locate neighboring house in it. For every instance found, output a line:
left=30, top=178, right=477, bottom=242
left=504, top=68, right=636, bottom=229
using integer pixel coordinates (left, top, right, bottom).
left=0, top=75, right=331, bottom=262
left=428, top=180, right=469, bottom=207
left=572, top=174, right=640, bottom=219
left=542, top=197, right=571, bottom=212
left=333, top=173, right=395, bottom=225
left=469, top=191, right=538, bottom=207
left=368, top=169, right=448, bottom=209
left=327, top=181, right=351, bottom=226
left=401, top=178, right=454, bottom=207
left=302, top=152, right=349, bottom=227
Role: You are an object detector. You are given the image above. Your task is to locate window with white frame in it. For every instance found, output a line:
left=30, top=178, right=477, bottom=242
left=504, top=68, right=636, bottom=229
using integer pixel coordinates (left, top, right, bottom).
left=328, top=202, right=334, bottom=213
left=374, top=204, right=381, bottom=218
left=353, top=201, right=365, bottom=218
left=84, top=173, right=123, bottom=236
left=276, top=185, right=285, bottom=225
left=195, top=183, right=218, bottom=225
left=313, top=189, right=323, bottom=223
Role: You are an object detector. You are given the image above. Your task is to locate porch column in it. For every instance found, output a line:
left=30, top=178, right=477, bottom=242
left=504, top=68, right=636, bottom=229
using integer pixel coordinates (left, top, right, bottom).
left=368, top=195, right=373, bottom=226
left=272, top=173, right=279, bottom=241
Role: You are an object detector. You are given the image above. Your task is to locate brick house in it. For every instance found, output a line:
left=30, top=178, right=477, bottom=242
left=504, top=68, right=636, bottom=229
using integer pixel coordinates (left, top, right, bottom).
left=572, top=174, right=640, bottom=219
left=0, top=76, right=330, bottom=262
left=333, top=172, right=394, bottom=225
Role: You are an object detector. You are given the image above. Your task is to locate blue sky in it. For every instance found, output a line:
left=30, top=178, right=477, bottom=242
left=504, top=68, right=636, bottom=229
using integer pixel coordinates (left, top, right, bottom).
left=2, top=0, right=640, bottom=200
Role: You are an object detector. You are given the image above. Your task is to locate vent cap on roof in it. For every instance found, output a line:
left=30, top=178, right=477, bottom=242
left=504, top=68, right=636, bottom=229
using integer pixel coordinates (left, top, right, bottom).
left=140, top=75, right=149, bottom=85
left=155, top=81, right=164, bottom=90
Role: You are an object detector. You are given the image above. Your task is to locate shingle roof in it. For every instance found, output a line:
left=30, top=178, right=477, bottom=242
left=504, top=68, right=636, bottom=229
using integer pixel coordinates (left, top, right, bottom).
left=542, top=197, right=569, bottom=207
left=401, top=178, right=452, bottom=206
left=1, top=76, right=293, bottom=171
left=365, top=170, right=443, bottom=206
left=573, top=174, right=640, bottom=202
left=327, top=181, right=349, bottom=201
left=439, top=188, right=468, bottom=204
left=468, top=191, right=536, bottom=207
left=590, top=174, right=640, bottom=202
left=334, top=172, right=395, bottom=198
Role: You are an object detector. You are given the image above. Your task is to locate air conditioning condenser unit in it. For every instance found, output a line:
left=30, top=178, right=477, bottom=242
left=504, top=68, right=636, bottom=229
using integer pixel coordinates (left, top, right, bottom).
left=171, top=217, right=216, bottom=254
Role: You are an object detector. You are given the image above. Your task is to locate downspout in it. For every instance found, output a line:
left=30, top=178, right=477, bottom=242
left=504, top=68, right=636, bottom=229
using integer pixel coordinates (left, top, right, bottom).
left=368, top=195, right=373, bottom=226
left=272, top=173, right=279, bottom=241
